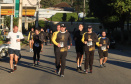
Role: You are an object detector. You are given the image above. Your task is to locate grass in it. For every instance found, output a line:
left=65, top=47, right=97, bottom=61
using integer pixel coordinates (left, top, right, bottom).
left=0, top=41, right=4, bottom=45
left=47, top=13, right=99, bottom=23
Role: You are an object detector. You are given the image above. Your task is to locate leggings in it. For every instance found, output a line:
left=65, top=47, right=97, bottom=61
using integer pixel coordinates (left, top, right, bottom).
left=84, top=51, right=94, bottom=70
left=33, top=48, right=41, bottom=63
left=55, top=51, right=67, bottom=75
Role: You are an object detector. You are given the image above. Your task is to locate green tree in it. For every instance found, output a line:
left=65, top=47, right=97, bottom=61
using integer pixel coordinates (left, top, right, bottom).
left=89, top=0, right=131, bottom=42
left=4, top=16, right=18, bottom=29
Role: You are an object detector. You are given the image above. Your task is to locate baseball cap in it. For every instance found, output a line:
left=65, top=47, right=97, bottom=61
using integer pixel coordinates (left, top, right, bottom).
left=61, top=24, right=66, bottom=27
left=88, top=25, right=92, bottom=28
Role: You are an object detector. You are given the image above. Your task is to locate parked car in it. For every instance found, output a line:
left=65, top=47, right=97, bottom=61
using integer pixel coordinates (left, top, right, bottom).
left=0, top=44, right=9, bottom=59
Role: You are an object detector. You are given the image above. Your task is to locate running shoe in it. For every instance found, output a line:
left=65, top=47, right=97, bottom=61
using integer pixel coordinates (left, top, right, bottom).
left=103, top=63, right=106, bottom=67
left=10, top=69, right=14, bottom=73
left=56, top=69, right=60, bottom=75
left=31, top=49, right=33, bottom=52
left=30, top=48, right=32, bottom=52
left=37, top=61, right=40, bottom=65
left=60, top=75, right=64, bottom=77
left=79, top=67, right=82, bottom=71
left=14, top=65, right=17, bottom=71
left=33, top=63, right=36, bottom=66
left=83, top=70, right=88, bottom=74
left=90, top=70, right=92, bottom=73
left=99, top=65, right=103, bottom=68
left=77, top=67, right=80, bottom=72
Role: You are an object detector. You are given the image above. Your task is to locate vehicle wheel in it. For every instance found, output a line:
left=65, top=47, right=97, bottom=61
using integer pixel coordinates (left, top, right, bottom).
left=0, top=48, right=8, bottom=58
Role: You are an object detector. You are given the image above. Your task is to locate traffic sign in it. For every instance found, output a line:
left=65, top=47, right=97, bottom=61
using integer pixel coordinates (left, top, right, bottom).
left=15, top=0, right=19, bottom=17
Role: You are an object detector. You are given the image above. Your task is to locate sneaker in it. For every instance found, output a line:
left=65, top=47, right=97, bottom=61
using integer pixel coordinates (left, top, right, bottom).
left=14, top=65, right=17, bottom=71
left=90, top=70, right=92, bottom=73
left=99, top=65, right=103, bottom=68
left=77, top=67, right=80, bottom=72
left=103, top=63, right=106, bottom=67
left=33, top=63, right=36, bottom=66
left=56, top=68, right=60, bottom=75
left=83, top=70, right=88, bottom=74
left=60, top=75, right=64, bottom=77
left=79, top=67, right=82, bottom=71
left=30, top=48, right=32, bottom=52
left=37, top=61, right=40, bottom=65
left=31, top=49, right=33, bottom=52
left=10, top=69, right=14, bottom=73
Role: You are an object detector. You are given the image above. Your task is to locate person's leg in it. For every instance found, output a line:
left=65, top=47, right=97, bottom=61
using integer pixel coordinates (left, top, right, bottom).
left=84, top=51, right=89, bottom=73
left=55, top=52, right=61, bottom=73
left=103, top=51, right=108, bottom=67
left=103, top=57, right=107, bottom=63
left=10, top=54, right=14, bottom=69
left=29, top=40, right=32, bottom=52
left=14, top=54, right=19, bottom=71
left=8, top=48, right=15, bottom=72
left=76, top=53, right=80, bottom=71
left=37, top=49, right=41, bottom=65
left=60, top=52, right=67, bottom=76
left=89, top=51, right=94, bottom=72
left=33, top=51, right=37, bottom=65
left=100, top=58, right=103, bottom=65
left=31, top=40, right=34, bottom=52
left=79, top=54, right=83, bottom=70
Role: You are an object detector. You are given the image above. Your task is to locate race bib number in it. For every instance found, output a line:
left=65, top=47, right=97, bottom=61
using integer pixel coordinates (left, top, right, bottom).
left=60, top=42, right=64, bottom=47
left=101, top=46, right=106, bottom=50
left=34, top=43, right=39, bottom=47
left=87, top=41, right=93, bottom=46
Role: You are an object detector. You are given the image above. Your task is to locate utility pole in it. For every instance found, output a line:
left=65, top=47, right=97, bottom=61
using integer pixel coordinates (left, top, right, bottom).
left=0, top=1, right=2, bottom=28
left=35, top=0, right=39, bottom=28
left=18, top=0, right=23, bottom=32
left=25, top=4, right=28, bottom=30
left=10, top=0, right=14, bottom=32
left=83, top=0, right=85, bottom=27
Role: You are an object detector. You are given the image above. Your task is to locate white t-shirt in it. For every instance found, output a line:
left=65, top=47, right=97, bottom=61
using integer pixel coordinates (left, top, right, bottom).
left=7, top=32, right=24, bottom=50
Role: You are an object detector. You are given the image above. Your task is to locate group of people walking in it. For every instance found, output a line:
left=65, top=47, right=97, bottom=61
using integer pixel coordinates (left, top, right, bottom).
left=6, top=24, right=110, bottom=78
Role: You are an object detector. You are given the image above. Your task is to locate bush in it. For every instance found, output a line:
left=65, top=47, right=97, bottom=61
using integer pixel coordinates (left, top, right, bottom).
left=47, top=13, right=78, bottom=22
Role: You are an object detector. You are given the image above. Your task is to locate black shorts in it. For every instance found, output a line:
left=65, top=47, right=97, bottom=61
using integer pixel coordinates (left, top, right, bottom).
left=8, top=48, right=21, bottom=57
left=75, top=45, right=84, bottom=55
left=99, top=51, right=108, bottom=58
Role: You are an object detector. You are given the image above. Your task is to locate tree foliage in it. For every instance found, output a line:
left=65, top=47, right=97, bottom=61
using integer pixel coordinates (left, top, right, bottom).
left=4, top=16, right=18, bottom=28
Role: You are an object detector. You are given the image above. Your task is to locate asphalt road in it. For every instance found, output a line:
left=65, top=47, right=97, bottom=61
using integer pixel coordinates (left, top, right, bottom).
left=0, top=45, right=131, bottom=84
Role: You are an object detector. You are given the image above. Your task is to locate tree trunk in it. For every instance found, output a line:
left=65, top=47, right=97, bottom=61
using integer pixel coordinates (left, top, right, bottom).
left=120, top=24, right=124, bottom=43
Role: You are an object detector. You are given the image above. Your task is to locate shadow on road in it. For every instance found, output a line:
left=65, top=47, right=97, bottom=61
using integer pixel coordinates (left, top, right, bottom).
left=107, top=60, right=131, bottom=69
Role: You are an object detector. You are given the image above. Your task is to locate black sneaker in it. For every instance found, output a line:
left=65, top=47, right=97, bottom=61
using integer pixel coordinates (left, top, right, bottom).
left=103, top=63, right=106, bottom=67
left=77, top=67, right=80, bottom=72
left=10, top=69, right=14, bottom=73
left=14, top=66, right=17, bottom=71
left=83, top=70, right=88, bottom=74
left=79, top=67, right=82, bottom=71
left=99, top=65, right=103, bottom=68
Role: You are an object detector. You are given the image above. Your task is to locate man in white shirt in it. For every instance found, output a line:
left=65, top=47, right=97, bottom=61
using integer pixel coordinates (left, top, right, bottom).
left=6, top=26, right=24, bottom=73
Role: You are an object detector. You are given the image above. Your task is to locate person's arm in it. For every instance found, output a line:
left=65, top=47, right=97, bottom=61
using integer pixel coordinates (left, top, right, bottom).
left=92, top=33, right=98, bottom=43
left=52, top=31, right=59, bottom=46
left=107, top=38, right=110, bottom=49
left=73, top=31, right=77, bottom=40
left=6, top=32, right=11, bottom=44
left=68, top=33, right=72, bottom=46
left=81, top=32, right=87, bottom=44
left=28, top=32, right=30, bottom=41
left=96, top=37, right=101, bottom=47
